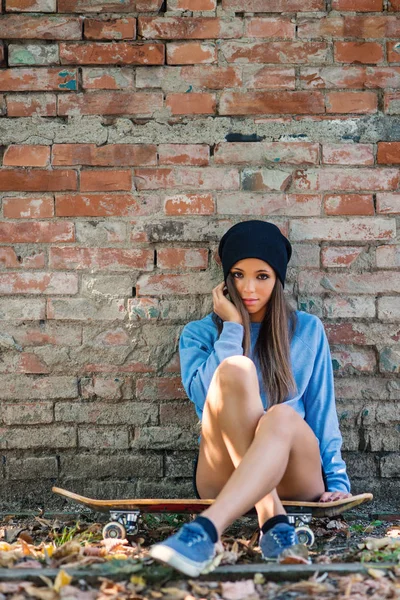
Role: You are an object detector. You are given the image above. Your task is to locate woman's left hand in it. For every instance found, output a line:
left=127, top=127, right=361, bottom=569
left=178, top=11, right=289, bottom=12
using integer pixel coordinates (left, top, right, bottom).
left=319, top=491, right=352, bottom=503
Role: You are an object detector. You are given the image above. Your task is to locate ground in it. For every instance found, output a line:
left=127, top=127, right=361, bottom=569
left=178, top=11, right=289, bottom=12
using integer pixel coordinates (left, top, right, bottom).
left=0, top=509, right=399, bottom=599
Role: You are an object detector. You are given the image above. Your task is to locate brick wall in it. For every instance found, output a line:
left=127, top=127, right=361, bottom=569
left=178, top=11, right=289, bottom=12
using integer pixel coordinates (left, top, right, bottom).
left=0, top=0, right=399, bottom=510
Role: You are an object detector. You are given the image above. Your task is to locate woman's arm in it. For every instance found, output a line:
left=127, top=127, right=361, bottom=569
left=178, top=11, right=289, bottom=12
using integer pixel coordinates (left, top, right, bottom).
left=179, top=319, right=244, bottom=418
left=303, top=318, right=351, bottom=494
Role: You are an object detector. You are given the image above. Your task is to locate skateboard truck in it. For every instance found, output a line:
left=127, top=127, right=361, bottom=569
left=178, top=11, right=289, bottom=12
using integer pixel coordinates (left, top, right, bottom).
left=287, top=509, right=314, bottom=546
left=103, top=510, right=141, bottom=539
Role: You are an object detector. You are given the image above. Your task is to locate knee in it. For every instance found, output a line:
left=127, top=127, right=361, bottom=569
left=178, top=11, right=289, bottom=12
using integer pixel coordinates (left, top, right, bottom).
left=216, top=355, right=257, bottom=389
left=256, top=403, right=299, bottom=435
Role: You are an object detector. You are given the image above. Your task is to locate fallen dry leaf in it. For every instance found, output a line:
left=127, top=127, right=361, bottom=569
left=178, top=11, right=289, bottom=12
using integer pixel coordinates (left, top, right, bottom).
left=54, top=569, right=73, bottom=592
left=220, top=579, right=256, bottom=600
left=367, top=568, right=387, bottom=579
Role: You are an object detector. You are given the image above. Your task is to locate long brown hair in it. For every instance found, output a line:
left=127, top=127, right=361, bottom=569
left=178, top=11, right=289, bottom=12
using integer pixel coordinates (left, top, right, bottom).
left=212, top=273, right=297, bottom=407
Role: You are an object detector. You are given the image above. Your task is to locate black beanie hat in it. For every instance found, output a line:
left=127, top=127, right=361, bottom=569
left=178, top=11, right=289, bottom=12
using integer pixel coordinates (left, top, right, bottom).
left=218, top=220, right=292, bottom=288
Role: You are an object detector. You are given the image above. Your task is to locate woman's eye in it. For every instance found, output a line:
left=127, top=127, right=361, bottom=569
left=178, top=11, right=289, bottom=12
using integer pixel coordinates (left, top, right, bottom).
left=258, top=274, right=269, bottom=280
left=232, top=272, right=242, bottom=278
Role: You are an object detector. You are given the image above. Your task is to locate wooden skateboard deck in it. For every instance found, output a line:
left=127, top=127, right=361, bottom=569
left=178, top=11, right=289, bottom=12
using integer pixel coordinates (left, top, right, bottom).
left=52, top=487, right=372, bottom=518
left=52, top=487, right=372, bottom=545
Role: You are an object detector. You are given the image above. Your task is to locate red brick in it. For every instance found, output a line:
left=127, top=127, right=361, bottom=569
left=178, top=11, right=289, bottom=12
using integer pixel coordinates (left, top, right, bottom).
left=326, top=92, right=377, bottom=114
left=332, top=0, right=382, bottom=9
left=55, top=193, right=156, bottom=216
left=6, top=94, right=56, bottom=117
left=16, top=355, right=51, bottom=375
left=293, top=168, right=399, bottom=191
left=384, top=91, right=400, bottom=114
left=137, top=272, right=214, bottom=295
left=244, top=67, right=295, bottom=90
left=60, top=42, right=164, bottom=65
left=222, top=41, right=327, bottom=64
left=52, top=144, right=157, bottom=166
left=0, top=69, right=77, bottom=92
left=0, top=248, right=45, bottom=269
left=220, top=91, right=324, bottom=115
left=84, top=17, right=136, bottom=40
left=0, top=45, right=4, bottom=66
left=49, top=247, right=153, bottom=270
left=47, top=298, right=126, bottom=321
left=214, top=142, right=319, bottom=165
left=58, top=92, right=162, bottom=116
left=4, top=322, right=81, bottom=346
left=0, top=221, right=74, bottom=243
left=376, top=245, right=400, bottom=268
left=3, top=145, right=50, bottom=167
left=168, top=0, right=215, bottom=7
left=0, top=272, right=78, bottom=295
left=217, top=193, right=320, bottom=216
left=291, top=218, right=395, bottom=241
left=166, top=93, right=216, bottom=115
left=82, top=329, right=130, bottom=346
left=3, top=196, right=54, bottom=218
left=136, top=65, right=242, bottom=89
left=164, top=193, right=215, bottom=215
left=5, top=0, right=55, bottom=11
left=0, top=169, right=77, bottom=192
left=331, top=349, right=376, bottom=375
left=245, top=17, right=295, bottom=38
left=167, top=42, right=216, bottom=65
left=377, top=142, right=400, bottom=164
left=158, top=145, right=209, bottom=166
left=180, top=66, right=242, bottom=89
left=298, top=16, right=400, bottom=39
left=0, top=16, right=82, bottom=39
left=222, top=0, right=324, bottom=9
left=157, top=248, right=208, bottom=270
left=80, top=170, right=132, bottom=192
left=134, top=168, right=239, bottom=190
left=297, top=17, right=344, bottom=38
left=82, top=68, right=135, bottom=90
left=136, top=377, right=186, bottom=400
left=299, top=272, right=400, bottom=295
left=324, top=194, right=374, bottom=216
left=335, top=42, right=384, bottom=65
left=376, top=193, right=400, bottom=214
left=321, top=246, right=364, bottom=268
left=139, top=17, right=242, bottom=39
left=59, top=0, right=162, bottom=12
left=322, top=144, right=374, bottom=166
left=302, top=66, right=400, bottom=90
left=389, top=0, right=400, bottom=9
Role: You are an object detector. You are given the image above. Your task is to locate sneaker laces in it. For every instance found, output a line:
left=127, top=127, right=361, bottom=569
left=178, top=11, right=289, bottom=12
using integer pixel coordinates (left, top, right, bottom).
left=271, top=527, right=297, bottom=548
left=177, top=523, right=208, bottom=546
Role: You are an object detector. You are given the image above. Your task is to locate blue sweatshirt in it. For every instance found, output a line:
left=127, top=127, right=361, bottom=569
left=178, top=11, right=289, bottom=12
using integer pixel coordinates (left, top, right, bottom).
left=179, top=310, right=351, bottom=493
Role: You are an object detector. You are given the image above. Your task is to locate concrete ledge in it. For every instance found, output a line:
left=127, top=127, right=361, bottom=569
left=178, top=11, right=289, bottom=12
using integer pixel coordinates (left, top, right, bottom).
left=0, top=562, right=396, bottom=584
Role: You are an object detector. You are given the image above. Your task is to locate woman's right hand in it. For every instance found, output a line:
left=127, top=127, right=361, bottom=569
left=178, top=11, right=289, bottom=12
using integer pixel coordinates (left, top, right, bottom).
left=212, top=282, right=242, bottom=324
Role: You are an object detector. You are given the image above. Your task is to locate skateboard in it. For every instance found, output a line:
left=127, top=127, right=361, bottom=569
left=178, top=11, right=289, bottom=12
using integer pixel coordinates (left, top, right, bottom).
left=52, top=487, right=373, bottom=547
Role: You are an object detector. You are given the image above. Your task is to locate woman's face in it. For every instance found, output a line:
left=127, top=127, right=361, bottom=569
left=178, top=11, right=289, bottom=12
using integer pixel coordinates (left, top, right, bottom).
left=230, top=257, right=276, bottom=322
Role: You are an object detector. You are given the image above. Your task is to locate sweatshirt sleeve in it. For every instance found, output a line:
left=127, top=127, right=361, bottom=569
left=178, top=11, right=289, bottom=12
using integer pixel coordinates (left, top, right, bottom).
left=179, top=319, right=244, bottom=419
left=303, top=319, right=351, bottom=493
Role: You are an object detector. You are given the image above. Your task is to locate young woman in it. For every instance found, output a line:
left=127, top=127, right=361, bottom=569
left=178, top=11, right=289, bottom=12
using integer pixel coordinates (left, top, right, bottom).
left=150, top=220, right=351, bottom=576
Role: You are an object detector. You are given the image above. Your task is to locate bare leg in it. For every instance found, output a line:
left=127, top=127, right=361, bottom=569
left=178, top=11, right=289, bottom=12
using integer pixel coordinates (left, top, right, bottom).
left=196, top=356, right=325, bottom=537
left=196, top=356, right=286, bottom=526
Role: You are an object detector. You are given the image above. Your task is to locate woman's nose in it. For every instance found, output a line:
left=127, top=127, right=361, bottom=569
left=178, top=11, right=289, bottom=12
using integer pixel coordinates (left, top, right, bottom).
left=243, top=278, right=256, bottom=292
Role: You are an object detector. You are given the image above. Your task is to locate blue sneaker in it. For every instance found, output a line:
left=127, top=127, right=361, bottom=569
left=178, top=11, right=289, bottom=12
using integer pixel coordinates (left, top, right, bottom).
left=260, top=523, right=310, bottom=563
left=149, top=521, right=216, bottom=577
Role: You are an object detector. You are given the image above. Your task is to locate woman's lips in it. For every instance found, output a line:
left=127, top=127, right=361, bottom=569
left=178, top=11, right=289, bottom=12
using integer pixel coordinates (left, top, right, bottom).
left=243, top=299, right=258, bottom=304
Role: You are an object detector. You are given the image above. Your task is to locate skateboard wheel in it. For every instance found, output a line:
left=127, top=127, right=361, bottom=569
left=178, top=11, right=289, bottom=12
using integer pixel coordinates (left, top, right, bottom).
left=102, top=521, right=126, bottom=540
left=295, top=526, right=315, bottom=547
